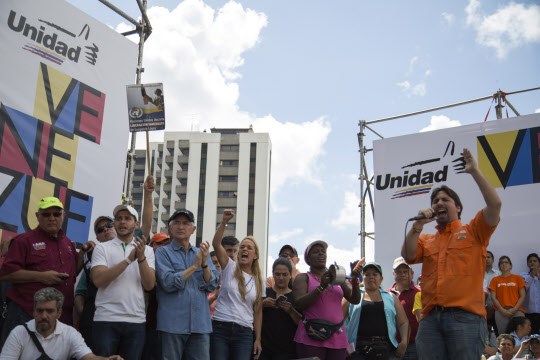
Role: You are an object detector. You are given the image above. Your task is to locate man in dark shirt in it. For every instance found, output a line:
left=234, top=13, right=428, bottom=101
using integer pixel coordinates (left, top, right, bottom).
left=0, top=197, right=93, bottom=348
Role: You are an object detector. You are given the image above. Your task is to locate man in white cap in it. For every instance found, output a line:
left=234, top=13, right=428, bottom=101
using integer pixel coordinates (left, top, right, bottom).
left=386, top=257, right=420, bottom=360
left=90, top=204, right=155, bottom=359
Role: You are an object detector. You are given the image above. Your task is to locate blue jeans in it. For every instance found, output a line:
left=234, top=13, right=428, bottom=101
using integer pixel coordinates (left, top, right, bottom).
left=93, top=321, right=145, bottom=359
left=416, top=308, right=487, bottom=360
left=161, top=332, right=210, bottom=360
left=210, top=320, right=253, bottom=360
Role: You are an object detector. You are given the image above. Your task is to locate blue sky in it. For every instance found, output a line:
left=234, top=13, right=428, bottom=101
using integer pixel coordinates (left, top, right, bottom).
left=68, top=0, right=540, bottom=274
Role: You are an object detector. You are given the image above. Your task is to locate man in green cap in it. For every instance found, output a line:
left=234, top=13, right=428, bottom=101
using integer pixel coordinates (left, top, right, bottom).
left=0, top=197, right=94, bottom=348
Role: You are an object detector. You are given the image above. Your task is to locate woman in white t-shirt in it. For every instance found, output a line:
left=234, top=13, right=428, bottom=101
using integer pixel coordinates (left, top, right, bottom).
left=211, top=209, right=264, bottom=360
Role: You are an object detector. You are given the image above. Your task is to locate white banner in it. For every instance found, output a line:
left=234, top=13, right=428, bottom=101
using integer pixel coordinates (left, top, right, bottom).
left=0, top=0, right=138, bottom=243
left=373, top=114, right=540, bottom=288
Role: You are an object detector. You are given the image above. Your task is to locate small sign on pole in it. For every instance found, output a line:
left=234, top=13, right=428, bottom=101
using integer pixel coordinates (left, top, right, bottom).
left=127, top=83, right=165, bottom=132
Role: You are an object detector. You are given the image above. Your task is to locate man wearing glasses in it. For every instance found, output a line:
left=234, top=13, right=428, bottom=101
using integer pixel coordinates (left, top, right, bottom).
left=266, top=245, right=302, bottom=288
left=0, top=197, right=93, bottom=348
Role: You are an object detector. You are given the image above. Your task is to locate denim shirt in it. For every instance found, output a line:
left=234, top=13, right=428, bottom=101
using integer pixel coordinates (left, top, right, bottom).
left=156, top=241, right=219, bottom=334
left=345, top=288, right=398, bottom=348
left=521, top=271, right=540, bottom=314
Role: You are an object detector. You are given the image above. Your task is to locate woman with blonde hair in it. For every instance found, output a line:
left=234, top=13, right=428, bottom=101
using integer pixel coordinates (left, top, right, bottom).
left=211, top=209, right=263, bottom=360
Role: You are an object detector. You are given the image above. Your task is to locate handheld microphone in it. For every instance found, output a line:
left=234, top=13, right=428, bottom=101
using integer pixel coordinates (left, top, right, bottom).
left=408, top=212, right=435, bottom=221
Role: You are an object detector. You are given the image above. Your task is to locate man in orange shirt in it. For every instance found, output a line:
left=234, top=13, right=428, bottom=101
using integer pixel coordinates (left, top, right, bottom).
left=402, top=148, right=502, bottom=360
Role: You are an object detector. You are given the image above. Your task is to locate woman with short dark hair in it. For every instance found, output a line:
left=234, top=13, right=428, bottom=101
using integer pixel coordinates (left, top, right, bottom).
left=489, top=256, right=527, bottom=338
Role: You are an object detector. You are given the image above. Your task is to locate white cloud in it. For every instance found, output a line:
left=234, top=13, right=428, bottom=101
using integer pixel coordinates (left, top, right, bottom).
left=331, top=190, right=375, bottom=232
left=535, top=108, right=540, bottom=113
left=118, top=0, right=331, bottom=196
left=397, top=81, right=411, bottom=91
left=408, top=56, right=419, bottom=75
left=442, top=12, right=455, bottom=25
left=420, top=115, right=462, bottom=132
left=397, top=81, right=426, bottom=97
left=397, top=56, right=428, bottom=97
left=466, top=0, right=540, bottom=59
left=269, top=228, right=304, bottom=243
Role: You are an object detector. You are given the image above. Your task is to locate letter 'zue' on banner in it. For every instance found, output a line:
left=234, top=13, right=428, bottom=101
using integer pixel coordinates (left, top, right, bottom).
left=127, top=83, right=165, bottom=132
left=0, top=0, right=138, bottom=244
left=372, top=114, right=540, bottom=287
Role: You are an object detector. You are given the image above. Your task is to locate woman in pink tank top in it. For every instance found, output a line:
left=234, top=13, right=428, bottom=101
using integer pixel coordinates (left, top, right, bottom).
left=292, top=240, right=363, bottom=360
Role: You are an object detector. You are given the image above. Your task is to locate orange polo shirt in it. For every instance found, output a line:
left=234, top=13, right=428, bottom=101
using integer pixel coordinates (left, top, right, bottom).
left=411, top=210, right=498, bottom=320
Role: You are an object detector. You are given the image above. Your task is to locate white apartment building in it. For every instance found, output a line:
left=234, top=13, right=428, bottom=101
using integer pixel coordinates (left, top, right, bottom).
left=128, top=127, right=271, bottom=276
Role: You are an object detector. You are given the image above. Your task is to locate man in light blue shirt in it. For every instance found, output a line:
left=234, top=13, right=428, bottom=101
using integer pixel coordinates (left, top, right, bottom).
left=521, top=253, right=540, bottom=335
left=156, top=209, right=219, bottom=360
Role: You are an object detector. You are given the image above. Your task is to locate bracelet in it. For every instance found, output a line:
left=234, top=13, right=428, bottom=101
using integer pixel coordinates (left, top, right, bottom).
left=125, top=258, right=132, bottom=265
left=202, top=264, right=208, bottom=269
left=412, top=226, right=423, bottom=234
left=137, top=256, right=146, bottom=263
left=351, top=278, right=359, bottom=285
left=316, top=285, right=324, bottom=294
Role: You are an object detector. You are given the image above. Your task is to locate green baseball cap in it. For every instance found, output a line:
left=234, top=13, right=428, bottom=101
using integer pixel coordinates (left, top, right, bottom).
left=37, top=197, right=64, bottom=210
left=363, top=261, right=383, bottom=275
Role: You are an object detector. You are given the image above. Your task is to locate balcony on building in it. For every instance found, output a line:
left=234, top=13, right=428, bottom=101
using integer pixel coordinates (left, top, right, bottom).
left=166, top=140, right=175, bottom=150
left=153, top=197, right=159, bottom=206
left=161, top=212, right=170, bottom=222
left=162, top=198, right=171, bottom=207
left=163, top=183, right=172, bottom=192
left=164, top=169, right=172, bottom=178
left=165, top=155, right=174, bottom=164
left=151, top=224, right=157, bottom=233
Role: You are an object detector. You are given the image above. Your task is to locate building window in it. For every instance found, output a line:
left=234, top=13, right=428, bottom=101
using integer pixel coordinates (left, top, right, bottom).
left=218, top=222, right=236, bottom=229
left=132, top=194, right=142, bottom=200
left=135, top=157, right=146, bottom=164
left=218, top=191, right=236, bottom=198
left=180, top=164, right=189, bottom=171
left=134, top=170, right=145, bottom=176
left=179, top=194, right=187, bottom=201
left=219, top=176, right=238, bottom=182
left=217, top=207, right=236, bottom=214
left=221, top=145, right=239, bottom=151
left=180, top=148, right=189, bottom=156
left=179, top=179, right=187, bottom=186
left=220, top=160, right=239, bottom=167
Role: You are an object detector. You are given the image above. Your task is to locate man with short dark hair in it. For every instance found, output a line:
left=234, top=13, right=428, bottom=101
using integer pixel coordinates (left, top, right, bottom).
left=0, top=197, right=94, bottom=348
left=485, top=250, right=501, bottom=334
left=387, top=257, right=420, bottom=360
left=221, top=236, right=239, bottom=260
left=487, top=334, right=515, bottom=360
left=402, top=148, right=502, bottom=360
left=521, top=253, right=540, bottom=335
left=90, top=204, right=155, bottom=359
left=156, top=209, right=219, bottom=359
left=0, top=287, right=122, bottom=360
left=266, top=245, right=302, bottom=288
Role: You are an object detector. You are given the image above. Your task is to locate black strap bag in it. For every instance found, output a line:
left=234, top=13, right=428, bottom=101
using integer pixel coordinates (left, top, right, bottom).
left=22, top=324, right=53, bottom=360
left=302, top=317, right=346, bottom=341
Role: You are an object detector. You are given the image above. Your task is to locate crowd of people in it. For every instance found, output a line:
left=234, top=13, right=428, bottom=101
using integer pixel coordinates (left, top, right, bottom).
left=0, top=148, right=538, bottom=360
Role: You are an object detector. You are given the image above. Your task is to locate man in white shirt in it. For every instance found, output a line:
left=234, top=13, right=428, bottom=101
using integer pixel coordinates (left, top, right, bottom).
left=0, top=287, right=121, bottom=360
left=485, top=250, right=502, bottom=333
left=90, top=205, right=155, bottom=359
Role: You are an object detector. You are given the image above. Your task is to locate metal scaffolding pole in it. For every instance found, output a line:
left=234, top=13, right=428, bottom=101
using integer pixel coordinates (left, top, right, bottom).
left=96, top=0, right=153, bottom=205
left=357, top=87, right=540, bottom=259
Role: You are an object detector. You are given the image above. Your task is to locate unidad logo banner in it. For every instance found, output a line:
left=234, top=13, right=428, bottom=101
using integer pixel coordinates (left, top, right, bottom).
left=0, top=0, right=138, bottom=244
left=373, top=114, right=540, bottom=287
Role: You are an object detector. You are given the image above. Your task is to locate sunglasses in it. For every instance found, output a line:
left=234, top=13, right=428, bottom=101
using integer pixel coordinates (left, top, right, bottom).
left=40, top=211, right=63, bottom=218
left=279, top=253, right=297, bottom=258
left=96, top=222, right=114, bottom=234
